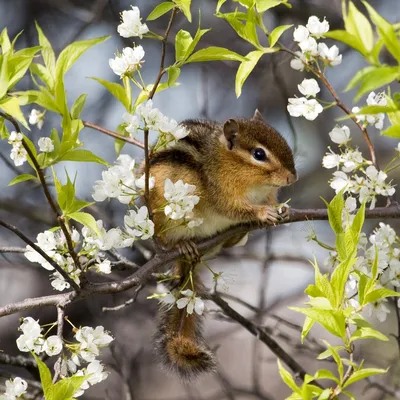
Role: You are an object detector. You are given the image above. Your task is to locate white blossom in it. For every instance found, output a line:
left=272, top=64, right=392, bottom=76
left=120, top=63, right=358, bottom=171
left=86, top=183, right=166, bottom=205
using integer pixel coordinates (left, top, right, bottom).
left=176, top=289, right=205, bottom=315
left=330, top=171, right=353, bottom=193
left=29, top=109, right=45, bottom=129
left=109, top=46, right=145, bottom=77
left=10, top=143, right=27, bottom=166
left=345, top=196, right=357, bottom=212
left=322, top=152, right=340, bottom=169
left=122, top=112, right=140, bottom=135
left=8, top=131, right=23, bottom=144
left=159, top=291, right=176, bottom=310
left=117, top=6, right=149, bottom=38
left=135, top=173, right=155, bottom=190
left=306, top=16, right=329, bottom=37
left=2, top=377, right=28, bottom=399
left=365, top=299, right=390, bottom=322
left=94, top=259, right=112, bottom=274
left=38, top=137, right=54, bottom=153
left=298, top=78, right=320, bottom=97
left=75, top=326, right=113, bottom=362
left=352, top=92, right=387, bottom=130
left=43, top=335, right=63, bottom=356
left=293, top=25, right=309, bottom=42
left=329, top=125, right=351, bottom=145
left=20, top=317, right=41, bottom=339
left=124, top=206, right=155, bottom=240
left=317, top=43, right=342, bottom=66
left=290, top=51, right=307, bottom=71
left=298, top=37, right=318, bottom=56
left=287, top=97, right=323, bottom=120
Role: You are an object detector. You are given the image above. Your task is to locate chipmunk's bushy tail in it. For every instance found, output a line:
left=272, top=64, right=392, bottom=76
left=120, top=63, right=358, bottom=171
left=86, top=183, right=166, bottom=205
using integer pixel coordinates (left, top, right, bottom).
left=154, top=261, right=216, bottom=380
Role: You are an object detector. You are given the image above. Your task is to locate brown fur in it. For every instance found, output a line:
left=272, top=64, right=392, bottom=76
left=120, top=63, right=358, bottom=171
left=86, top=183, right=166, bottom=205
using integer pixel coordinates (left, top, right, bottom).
left=150, top=111, right=297, bottom=379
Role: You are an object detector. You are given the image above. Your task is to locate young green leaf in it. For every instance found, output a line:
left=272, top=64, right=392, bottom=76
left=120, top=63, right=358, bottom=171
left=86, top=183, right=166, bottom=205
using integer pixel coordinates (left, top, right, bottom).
left=8, top=173, right=38, bottom=186
left=350, top=327, right=389, bottom=343
left=268, top=24, right=293, bottom=47
left=71, top=94, right=87, bottom=119
left=0, top=116, right=8, bottom=139
left=32, top=353, right=53, bottom=398
left=216, top=0, right=228, bottom=12
left=344, top=66, right=376, bottom=92
left=173, top=0, right=192, bottom=22
left=326, top=191, right=344, bottom=236
left=321, top=340, right=344, bottom=381
left=301, top=316, right=315, bottom=343
left=382, top=124, right=400, bottom=138
left=324, top=30, right=364, bottom=55
left=235, top=50, right=264, bottom=97
left=50, top=374, right=89, bottom=400
left=364, top=288, right=400, bottom=304
left=175, top=30, right=193, bottom=62
left=59, top=149, right=109, bottom=166
left=256, top=0, right=291, bottom=13
left=186, top=46, right=246, bottom=63
left=90, top=77, right=130, bottom=111
left=343, top=368, right=388, bottom=388
left=69, top=211, right=100, bottom=236
left=147, top=2, right=175, bottom=20
left=167, top=66, right=181, bottom=87
left=0, top=96, right=29, bottom=130
left=0, top=28, right=11, bottom=54
left=277, top=359, right=300, bottom=393
left=314, top=369, right=339, bottom=384
left=346, top=2, right=374, bottom=53
left=35, top=22, right=56, bottom=89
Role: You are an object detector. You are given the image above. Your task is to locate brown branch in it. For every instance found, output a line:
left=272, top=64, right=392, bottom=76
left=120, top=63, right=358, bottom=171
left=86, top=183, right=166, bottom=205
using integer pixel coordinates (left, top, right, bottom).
left=1, top=204, right=400, bottom=318
left=207, top=293, right=311, bottom=383
left=0, top=219, right=80, bottom=291
left=82, top=120, right=144, bottom=149
left=0, top=247, right=26, bottom=253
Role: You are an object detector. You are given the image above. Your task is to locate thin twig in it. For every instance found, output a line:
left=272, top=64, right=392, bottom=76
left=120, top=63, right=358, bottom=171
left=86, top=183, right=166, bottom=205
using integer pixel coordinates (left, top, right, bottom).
left=52, top=305, right=65, bottom=383
left=82, top=120, right=144, bottom=149
left=0, top=247, right=26, bottom=253
left=0, top=219, right=80, bottom=291
left=102, top=284, right=144, bottom=312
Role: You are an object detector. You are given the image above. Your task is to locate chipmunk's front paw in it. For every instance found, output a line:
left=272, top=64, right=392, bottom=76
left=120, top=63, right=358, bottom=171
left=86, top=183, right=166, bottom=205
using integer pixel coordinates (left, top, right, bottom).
left=177, top=240, right=201, bottom=265
left=256, top=206, right=284, bottom=225
left=277, top=204, right=290, bottom=220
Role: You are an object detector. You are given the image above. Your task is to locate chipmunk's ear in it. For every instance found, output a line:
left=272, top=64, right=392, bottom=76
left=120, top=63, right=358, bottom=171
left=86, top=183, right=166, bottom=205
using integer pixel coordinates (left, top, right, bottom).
left=223, top=119, right=239, bottom=150
left=252, top=109, right=264, bottom=122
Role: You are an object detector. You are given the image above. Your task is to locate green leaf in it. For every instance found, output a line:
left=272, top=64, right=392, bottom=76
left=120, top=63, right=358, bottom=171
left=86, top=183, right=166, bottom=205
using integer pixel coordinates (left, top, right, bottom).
left=324, top=30, right=364, bottom=55
left=277, top=359, right=300, bottom=393
left=290, top=307, right=346, bottom=339
left=8, top=46, right=42, bottom=89
left=216, top=0, right=228, bottom=12
left=175, top=30, right=193, bottom=62
left=59, top=149, right=109, bottom=166
left=32, top=353, right=53, bottom=398
left=0, top=116, right=8, bottom=139
left=90, top=77, right=129, bottom=111
left=187, top=46, right=246, bottom=63
left=167, top=66, right=181, bottom=87
left=301, top=316, right=314, bottom=343
left=317, top=389, right=333, bottom=400
left=326, top=191, right=344, bottom=236
left=69, top=212, right=100, bottom=236
left=0, top=28, right=11, bottom=53
left=382, top=124, right=400, bottom=138
left=317, top=345, right=344, bottom=360
left=350, top=327, right=389, bottom=343
left=54, top=172, right=75, bottom=213
left=310, top=257, right=336, bottom=307
left=358, top=105, right=398, bottom=115
left=55, top=36, right=109, bottom=79
left=256, top=0, right=291, bottom=13
left=363, top=1, right=400, bottom=63
left=343, top=368, right=388, bottom=388
left=364, top=288, right=400, bottom=304
left=35, top=22, right=56, bottom=89
left=0, top=96, right=29, bottom=130
left=321, top=340, right=344, bottom=381
left=173, top=0, right=192, bottom=22
left=344, top=66, right=377, bottom=92
left=147, top=2, right=175, bottom=20
left=355, top=66, right=400, bottom=101
left=50, top=374, right=89, bottom=400
left=314, top=369, right=339, bottom=384
left=346, top=2, right=374, bottom=53
left=235, top=50, right=264, bottom=97
left=8, top=173, right=38, bottom=186
left=71, top=94, right=87, bottom=119
left=269, top=24, right=293, bottom=47
left=30, top=62, right=54, bottom=89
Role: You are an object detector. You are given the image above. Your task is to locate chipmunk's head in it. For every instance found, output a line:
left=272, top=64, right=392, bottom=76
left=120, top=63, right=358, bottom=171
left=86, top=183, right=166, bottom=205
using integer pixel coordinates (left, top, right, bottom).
left=221, top=109, right=297, bottom=188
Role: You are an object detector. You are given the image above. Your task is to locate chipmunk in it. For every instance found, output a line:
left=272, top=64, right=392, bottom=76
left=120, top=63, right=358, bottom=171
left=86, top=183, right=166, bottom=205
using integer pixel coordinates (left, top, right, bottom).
left=148, top=109, right=297, bottom=379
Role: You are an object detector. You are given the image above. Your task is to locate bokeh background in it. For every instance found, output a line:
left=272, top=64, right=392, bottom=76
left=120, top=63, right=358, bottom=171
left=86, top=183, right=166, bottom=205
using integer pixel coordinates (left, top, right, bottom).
left=1, top=0, right=400, bottom=399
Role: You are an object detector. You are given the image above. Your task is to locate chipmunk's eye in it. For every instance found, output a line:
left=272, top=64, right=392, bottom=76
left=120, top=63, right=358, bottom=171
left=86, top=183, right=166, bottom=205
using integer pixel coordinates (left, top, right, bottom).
left=252, top=148, right=267, bottom=161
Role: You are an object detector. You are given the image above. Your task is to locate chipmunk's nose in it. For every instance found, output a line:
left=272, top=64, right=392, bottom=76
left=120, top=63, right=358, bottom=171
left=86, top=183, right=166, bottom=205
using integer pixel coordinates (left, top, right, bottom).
left=287, top=173, right=297, bottom=185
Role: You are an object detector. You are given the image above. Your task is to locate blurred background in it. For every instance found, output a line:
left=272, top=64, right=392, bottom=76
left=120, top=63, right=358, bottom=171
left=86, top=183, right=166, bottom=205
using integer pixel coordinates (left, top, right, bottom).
left=1, top=0, right=400, bottom=398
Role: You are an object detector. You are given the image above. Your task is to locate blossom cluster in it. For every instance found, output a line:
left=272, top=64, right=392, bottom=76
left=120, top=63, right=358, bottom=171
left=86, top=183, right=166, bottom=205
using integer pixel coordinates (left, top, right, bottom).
left=163, top=178, right=203, bottom=227
left=287, top=78, right=323, bottom=121
left=291, top=16, right=342, bottom=71
left=158, top=287, right=205, bottom=316
left=109, top=6, right=148, bottom=77
left=352, top=91, right=387, bottom=130
left=0, top=377, right=27, bottom=400
left=326, top=223, right=400, bottom=322
left=15, top=317, right=113, bottom=398
left=123, top=100, right=189, bottom=148
left=7, top=131, right=27, bottom=167
left=322, top=124, right=395, bottom=209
